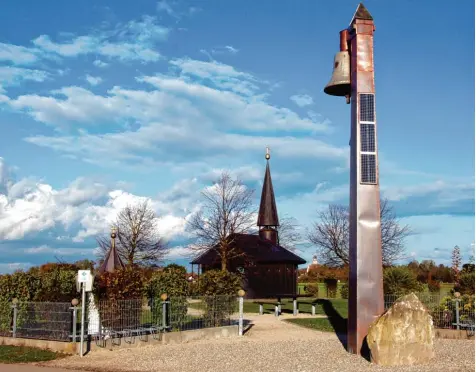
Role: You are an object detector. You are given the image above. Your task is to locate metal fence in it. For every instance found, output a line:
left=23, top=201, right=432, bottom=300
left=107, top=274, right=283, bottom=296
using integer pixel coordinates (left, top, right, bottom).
left=0, top=295, right=241, bottom=345
left=0, top=301, right=72, bottom=341
left=82, top=295, right=239, bottom=345
left=385, top=293, right=475, bottom=331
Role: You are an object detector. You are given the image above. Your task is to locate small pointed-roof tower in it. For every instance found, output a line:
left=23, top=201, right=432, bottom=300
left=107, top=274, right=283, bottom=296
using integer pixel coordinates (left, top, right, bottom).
left=257, top=147, right=279, bottom=245
left=350, top=3, right=373, bottom=24
left=98, top=226, right=125, bottom=274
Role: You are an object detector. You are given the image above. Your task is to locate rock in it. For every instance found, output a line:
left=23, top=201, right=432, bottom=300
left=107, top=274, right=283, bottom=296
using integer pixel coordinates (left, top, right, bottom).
left=366, top=292, right=435, bottom=366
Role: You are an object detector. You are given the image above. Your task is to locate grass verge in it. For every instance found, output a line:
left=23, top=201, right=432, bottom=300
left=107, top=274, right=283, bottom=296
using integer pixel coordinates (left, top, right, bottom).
left=0, top=345, right=65, bottom=364
left=285, top=317, right=347, bottom=334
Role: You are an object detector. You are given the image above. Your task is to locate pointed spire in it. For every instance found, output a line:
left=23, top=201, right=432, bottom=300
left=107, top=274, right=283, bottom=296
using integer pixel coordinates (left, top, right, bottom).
left=350, top=3, right=373, bottom=24
left=99, top=226, right=125, bottom=274
left=257, top=147, right=279, bottom=227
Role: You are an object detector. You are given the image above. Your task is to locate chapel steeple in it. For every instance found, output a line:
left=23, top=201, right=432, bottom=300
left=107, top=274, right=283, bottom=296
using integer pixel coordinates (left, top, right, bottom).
left=98, top=226, right=125, bottom=274
left=257, top=147, right=279, bottom=245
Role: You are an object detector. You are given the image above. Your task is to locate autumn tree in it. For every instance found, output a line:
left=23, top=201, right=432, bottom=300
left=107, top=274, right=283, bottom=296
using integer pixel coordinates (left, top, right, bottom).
left=187, top=172, right=256, bottom=271
left=451, top=245, right=462, bottom=283
left=96, top=201, right=168, bottom=267
left=307, top=198, right=410, bottom=267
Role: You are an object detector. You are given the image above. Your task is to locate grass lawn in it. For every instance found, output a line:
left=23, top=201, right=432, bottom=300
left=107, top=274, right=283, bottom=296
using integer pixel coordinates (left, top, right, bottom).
left=0, top=345, right=65, bottom=364
left=286, top=317, right=347, bottom=334
left=245, top=298, right=348, bottom=317
left=297, top=283, right=346, bottom=298
left=188, top=297, right=348, bottom=317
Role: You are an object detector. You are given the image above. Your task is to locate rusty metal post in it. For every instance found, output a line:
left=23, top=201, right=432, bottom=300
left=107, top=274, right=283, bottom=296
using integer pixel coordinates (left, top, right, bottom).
left=346, top=4, right=384, bottom=355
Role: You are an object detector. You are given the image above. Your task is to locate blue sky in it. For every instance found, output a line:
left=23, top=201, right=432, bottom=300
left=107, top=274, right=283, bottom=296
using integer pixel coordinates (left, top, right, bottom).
left=0, top=0, right=474, bottom=273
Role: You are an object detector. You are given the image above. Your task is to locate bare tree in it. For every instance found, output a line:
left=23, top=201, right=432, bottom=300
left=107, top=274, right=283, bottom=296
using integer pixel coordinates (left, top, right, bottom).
left=277, top=215, right=303, bottom=252
left=307, top=198, right=410, bottom=267
left=308, top=205, right=349, bottom=267
left=187, top=172, right=256, bottom=271
left=96, top=201, right=168, bottom=267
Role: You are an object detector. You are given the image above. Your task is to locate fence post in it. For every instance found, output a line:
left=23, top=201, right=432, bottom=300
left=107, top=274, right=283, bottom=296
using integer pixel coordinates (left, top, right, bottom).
left=237, top=290, right=245, bottom=336
left=160, top=293, right=168, bottom=331
left=455, top=298, right=461, bottom=331
left=71, top=299, right=79, bottom=345
left=293, top=297, right=297, bottom=317
left=11, top=298, right=18, bottom=338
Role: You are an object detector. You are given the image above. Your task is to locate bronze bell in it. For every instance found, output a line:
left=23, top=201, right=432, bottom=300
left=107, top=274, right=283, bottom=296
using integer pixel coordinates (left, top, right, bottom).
left=324, top=51, right=351, bottom=97
left=324, top=29, right=351, bottom=103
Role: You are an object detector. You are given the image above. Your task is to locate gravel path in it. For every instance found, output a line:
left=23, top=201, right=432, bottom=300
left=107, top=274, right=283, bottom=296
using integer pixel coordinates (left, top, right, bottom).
left=42, top=314, right=475, bottom=372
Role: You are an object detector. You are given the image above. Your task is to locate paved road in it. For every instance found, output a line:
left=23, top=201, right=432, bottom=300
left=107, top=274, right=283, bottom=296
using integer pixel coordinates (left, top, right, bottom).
left=0, top=365, right=80, bottom=372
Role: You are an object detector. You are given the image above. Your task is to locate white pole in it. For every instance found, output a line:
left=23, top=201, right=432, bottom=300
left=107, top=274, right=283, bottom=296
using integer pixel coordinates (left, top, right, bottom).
left=238, top=296, right=244, bottom=336
left=80, top=283, right=86, bottom=357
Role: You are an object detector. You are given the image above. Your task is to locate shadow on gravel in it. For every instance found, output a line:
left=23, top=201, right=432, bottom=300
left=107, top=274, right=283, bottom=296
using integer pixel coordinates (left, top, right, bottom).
left=318, top=299, right=348, bottom=350
left=318, top=300, right=371, bottom=362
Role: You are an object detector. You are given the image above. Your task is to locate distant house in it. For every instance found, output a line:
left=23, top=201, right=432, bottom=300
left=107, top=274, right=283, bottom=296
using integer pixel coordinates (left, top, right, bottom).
left=307, top=255, right=319, bottom=274
left=190, top=150, right=306, bottom=299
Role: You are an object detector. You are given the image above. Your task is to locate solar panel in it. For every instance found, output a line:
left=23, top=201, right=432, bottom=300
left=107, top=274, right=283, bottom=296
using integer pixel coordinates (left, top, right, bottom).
left=361, top=154, right=377, bottom=184
left=360, top=123, right=375, bottom=152
left=360, top=94, right=375, bottom=122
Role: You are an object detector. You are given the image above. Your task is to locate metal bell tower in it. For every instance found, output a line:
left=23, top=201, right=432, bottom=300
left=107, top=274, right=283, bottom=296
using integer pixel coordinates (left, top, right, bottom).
left=324, top=3, right=384, bottom=355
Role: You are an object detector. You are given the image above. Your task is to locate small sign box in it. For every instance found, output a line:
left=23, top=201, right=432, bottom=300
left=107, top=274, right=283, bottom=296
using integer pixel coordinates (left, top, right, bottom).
left=78, top=270, right=90, bottom=283
left=77, top=270, right=94, bottom=292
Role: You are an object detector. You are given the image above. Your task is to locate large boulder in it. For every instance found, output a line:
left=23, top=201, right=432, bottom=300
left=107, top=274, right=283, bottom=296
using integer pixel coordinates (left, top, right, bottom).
left=366, top=293, right=434, bottom=366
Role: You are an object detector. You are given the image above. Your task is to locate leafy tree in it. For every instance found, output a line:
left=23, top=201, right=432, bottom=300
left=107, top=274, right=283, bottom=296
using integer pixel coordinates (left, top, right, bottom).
left=451, top=245, right=462, bottom=283
left=308, top=198, right=410, bottom=267
left=383, top=266, right=423, bottom=297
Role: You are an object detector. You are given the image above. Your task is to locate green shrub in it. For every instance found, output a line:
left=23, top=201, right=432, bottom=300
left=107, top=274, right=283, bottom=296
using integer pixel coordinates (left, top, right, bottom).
left=427, top=279, right=441, bottom=293
left=93, top=267, right=145, bottom=330
left=458, top=271, right=475, bottom=295
left=383, top=266, right=423, bottom=297
left=33, top=264, right=77, bottom=302
left=324, top=278, right=338, bottom=298
left=305, top=283, right=319, bottom=297
left=146, top=264, right=189, bottom=329
left=199, top=270, right=241, bottom=296
left=199, top=270, right=241, bottom=327
left=340, top=282, right=349, bottom=299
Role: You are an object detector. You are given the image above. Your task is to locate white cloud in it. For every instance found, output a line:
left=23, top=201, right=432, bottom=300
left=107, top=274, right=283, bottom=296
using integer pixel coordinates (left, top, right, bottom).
left=382, top=180, right=474, bottom=205
left=24, top=245, right=93, bottom=256
left=85, top=75, right=103, bottom=86
left=224, top=45, right=239, bottom=54
left=0, top=66, right=49, bottom=87
left=206, top=45, right=239, bottom=55
left=0, top=262, right=32, bottom=274
left=290, top=94, right=314, bottom=107
left=0, top=43, right=40, bottom=65
left=157, top=0, right=176, bottom=16
left=157, top=1, right=199, bottom=20
left=93, top=59, right=108, bottom=68
left=0, top=158, right=202, bottom=244
left=6, top=58, right=340, bottom=168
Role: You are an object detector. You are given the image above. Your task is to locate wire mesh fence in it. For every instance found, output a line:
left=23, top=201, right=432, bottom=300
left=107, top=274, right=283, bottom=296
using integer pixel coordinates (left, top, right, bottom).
left=385, top=293, right=475, bottom=331
left=83, top=295, right=240, bottom=344
left=0, top=301, right=72, bottom=341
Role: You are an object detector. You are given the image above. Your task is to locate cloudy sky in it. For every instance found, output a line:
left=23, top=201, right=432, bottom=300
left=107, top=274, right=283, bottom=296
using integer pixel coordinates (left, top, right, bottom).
left=0, top=0, right=473, bottom=273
